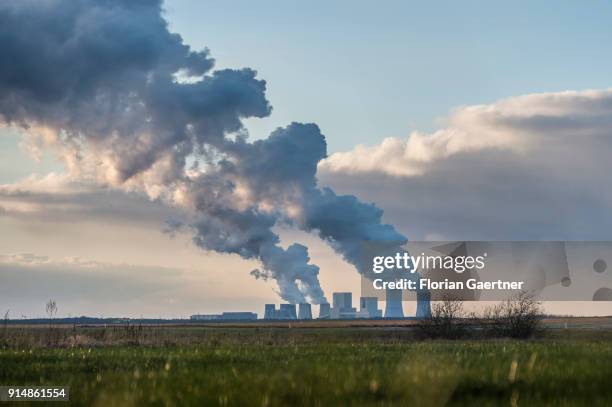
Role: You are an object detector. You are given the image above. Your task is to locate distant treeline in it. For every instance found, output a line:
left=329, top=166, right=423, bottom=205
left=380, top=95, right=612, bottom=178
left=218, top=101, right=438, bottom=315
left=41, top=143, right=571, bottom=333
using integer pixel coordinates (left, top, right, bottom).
left=6, top=317, right=207, bottom=325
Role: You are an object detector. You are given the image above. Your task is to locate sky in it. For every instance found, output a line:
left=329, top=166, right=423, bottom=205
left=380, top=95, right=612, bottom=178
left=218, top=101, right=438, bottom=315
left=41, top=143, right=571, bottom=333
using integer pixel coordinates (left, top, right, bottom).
left=1, top=0, right=612, bottom=318
left=165, top=0, right=612, bottom=151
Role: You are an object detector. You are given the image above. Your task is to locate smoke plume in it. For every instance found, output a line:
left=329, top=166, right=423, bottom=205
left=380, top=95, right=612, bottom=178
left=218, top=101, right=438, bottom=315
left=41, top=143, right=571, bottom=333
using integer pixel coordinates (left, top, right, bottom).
left=0, top=0, right=406, bottom=304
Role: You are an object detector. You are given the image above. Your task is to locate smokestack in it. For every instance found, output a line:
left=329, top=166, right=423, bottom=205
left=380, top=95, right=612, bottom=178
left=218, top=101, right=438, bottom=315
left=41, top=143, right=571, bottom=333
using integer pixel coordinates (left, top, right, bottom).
left=279, top=303, right=297, bottom=319
left=264, top=304, right=276, bottom=319
left=318, top=303, right=331, bottom=319
left=298, top=303, right=312, bottom=320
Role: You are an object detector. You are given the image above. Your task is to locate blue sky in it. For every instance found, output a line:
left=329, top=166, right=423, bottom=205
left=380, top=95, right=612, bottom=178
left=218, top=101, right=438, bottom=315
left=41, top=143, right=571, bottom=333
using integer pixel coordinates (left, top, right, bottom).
left=166, top=0, right=612, bottom=151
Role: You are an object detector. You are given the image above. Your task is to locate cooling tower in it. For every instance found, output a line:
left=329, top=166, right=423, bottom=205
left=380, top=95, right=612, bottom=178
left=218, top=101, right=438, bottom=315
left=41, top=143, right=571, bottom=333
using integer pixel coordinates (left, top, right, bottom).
left=415, top=290, right=432, bottom=318
left=279, top=303, right=297, bottom=319
left=384, top=288, right=404, bottom=318
left=298, top=303, right=312, bottom=319
left=318, top=303, right=331, bottom=319
left=264, top=304, right=276, bottom=319
left=360, top=297, right=382, bottom=318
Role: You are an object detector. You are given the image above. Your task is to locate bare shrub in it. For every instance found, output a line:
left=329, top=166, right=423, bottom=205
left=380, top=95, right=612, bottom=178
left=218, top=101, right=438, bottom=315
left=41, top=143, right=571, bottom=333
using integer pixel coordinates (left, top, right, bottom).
left=1, top=309, right=9, bottom=347
left=46, top=300, right=57, bottom=324
left=417, top=296, right=467, bottom=339
left=485, top=291, right=542, bottom=339
left=45, top=299, right=58, bottom=346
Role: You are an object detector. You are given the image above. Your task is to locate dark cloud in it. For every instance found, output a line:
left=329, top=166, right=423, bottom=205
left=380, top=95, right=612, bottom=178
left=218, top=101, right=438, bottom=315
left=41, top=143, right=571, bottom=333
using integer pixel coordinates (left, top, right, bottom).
left=0, top=0, right=270, bottom=182
left=301, top=187, right=406, bottom=274
left=228, top=123, right=327, bottom=191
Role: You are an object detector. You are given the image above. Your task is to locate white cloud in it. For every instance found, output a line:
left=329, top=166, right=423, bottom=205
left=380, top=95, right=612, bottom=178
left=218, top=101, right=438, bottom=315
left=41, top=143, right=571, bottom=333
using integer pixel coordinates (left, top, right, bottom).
left=319, top=88, right=612, bottom=240
left=320, top=88, right=612, bottom=176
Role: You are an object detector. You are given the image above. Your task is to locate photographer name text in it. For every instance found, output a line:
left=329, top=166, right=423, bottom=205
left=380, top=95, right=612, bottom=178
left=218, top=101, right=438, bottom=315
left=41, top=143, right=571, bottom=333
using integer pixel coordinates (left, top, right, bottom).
left=372, top=278, right=525, bottom=291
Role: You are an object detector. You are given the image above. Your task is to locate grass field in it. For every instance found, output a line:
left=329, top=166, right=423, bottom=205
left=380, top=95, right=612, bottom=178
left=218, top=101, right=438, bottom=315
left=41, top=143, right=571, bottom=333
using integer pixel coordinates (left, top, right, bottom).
left=1, top=325, right=612, bottom=406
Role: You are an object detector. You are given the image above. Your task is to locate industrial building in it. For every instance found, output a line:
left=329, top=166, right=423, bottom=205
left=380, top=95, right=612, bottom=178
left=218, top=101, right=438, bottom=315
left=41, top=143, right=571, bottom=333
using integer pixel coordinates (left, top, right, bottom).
left=190, top=294, right=386, bottom=321
left=190, top=314, right=219, bottom=321
left=359, top=297, right=383, bottom=318
left=331, top=292, right=356, bottom=319
left=264, top=303, right=298, bottom=319
left=329, top=293, right=383, bottom=319
left=264, top=292, right=403, bottom=320
left=263, top=293, right=384, bottom=320
left=191, top=291, right=389, bottom=321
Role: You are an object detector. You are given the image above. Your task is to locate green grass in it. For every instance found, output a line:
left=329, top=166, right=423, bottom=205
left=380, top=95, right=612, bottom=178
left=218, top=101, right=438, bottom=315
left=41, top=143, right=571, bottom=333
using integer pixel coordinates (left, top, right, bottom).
left=1, top=328, right=612, bottom=406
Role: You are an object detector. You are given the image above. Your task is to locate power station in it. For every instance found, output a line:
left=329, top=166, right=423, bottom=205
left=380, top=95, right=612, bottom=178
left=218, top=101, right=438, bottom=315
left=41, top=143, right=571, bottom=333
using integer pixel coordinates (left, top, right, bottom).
left=192, top=289, right=429, bottom=321
left=263, top=292, right=384, bottom=320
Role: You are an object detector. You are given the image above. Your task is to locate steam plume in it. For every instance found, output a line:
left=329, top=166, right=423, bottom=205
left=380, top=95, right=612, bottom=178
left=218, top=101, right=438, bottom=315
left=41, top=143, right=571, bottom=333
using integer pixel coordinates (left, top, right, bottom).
left=0, top=0, right=407, bottom=304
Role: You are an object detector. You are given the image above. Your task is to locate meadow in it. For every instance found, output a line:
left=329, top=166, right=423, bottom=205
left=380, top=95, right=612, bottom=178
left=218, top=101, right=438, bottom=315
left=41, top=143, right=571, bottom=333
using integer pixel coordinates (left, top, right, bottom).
left=1, top=323, right=612, bottom=406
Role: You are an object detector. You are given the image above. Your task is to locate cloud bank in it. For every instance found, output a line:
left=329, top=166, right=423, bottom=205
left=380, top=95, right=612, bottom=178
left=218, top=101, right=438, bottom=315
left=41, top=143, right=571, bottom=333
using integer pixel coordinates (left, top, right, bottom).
left=320, top=89, right=612, bottom=240
left=0, top=173, right=180, bottom=225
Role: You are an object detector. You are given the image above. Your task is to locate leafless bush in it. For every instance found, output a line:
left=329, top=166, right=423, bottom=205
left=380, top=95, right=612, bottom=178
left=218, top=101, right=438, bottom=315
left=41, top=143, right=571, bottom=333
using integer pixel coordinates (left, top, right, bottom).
left=417, top=296, right=468, bottom=339
left=45, top=299, right=58, bottom=346
left=484, top=291, right=542, bottom=338
left=46, top=300, right=57, bottom=324
left=1, top=309, right=9, bottom=346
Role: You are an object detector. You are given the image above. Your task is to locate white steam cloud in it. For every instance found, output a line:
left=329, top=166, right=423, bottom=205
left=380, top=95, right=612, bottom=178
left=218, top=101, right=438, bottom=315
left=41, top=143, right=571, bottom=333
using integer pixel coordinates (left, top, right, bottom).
left=0, top=0, right=407, bottom=304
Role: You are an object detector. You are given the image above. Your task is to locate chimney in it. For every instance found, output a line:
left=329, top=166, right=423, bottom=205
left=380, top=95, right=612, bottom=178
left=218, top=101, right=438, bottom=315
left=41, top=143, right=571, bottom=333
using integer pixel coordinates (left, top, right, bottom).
left=298, top=303, right=312, bottom=319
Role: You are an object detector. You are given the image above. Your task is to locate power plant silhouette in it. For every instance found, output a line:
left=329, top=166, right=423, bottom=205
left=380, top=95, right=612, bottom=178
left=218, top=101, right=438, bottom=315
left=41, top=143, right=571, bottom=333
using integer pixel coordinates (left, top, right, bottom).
left=192, top=290, right=428, bottom=321
left=264, top=292, right=388, bottom=320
